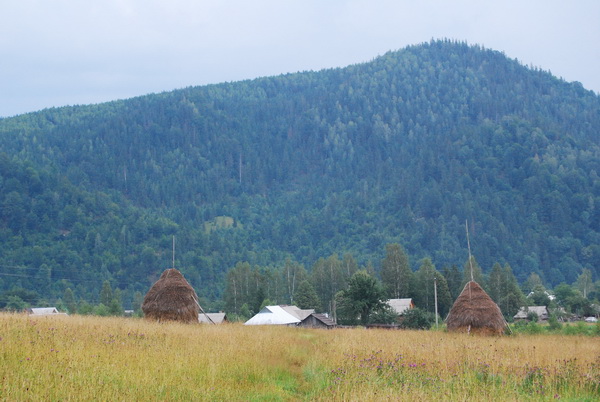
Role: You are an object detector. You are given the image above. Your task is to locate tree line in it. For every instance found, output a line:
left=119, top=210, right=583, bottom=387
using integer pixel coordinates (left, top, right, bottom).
left=220, top=243, right=599, bottom=325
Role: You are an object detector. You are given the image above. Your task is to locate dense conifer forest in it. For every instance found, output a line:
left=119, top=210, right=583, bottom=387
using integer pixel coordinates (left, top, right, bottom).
left=1, top=40, right=599, bottom=315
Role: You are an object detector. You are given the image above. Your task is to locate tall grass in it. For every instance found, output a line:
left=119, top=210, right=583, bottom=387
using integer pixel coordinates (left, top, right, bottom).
left=1, top=313, right=598, bottom=400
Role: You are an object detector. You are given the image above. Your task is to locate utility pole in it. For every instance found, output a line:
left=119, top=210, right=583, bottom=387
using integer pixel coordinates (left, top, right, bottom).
left=434, top=276, right=439, bottom=328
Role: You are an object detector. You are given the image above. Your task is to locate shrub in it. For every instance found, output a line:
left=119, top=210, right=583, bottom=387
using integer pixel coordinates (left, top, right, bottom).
left=526, top=311, right=539, bottom=323
left=400, top=308, right=435, bottom=330
left=547, top=315, right=562, bottom=331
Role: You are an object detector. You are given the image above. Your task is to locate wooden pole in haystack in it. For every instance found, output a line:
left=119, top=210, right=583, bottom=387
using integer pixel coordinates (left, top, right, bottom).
left=466, top=220, right=474, bottom=282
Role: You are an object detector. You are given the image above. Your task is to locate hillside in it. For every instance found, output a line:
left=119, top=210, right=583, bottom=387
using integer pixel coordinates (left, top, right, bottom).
left=1, top=40, right=599, bottom=307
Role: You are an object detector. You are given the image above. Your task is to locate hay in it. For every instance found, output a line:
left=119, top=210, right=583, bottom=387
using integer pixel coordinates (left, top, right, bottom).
left=142, top=269, right=200, bottom=323
left=446, top=281, right=506, bottom=335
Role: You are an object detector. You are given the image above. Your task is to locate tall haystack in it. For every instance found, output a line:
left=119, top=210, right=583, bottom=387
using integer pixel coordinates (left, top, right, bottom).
left=142, top=268, right=200, bottom=323
left=446, top=281, right=507, bottom=335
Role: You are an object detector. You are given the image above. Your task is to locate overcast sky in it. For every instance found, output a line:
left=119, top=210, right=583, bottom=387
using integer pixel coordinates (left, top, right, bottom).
left=1, top=0, right=599, bottom=118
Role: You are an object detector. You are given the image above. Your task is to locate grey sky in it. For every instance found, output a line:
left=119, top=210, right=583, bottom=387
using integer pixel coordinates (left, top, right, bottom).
left=1, top=0, right=599, bottom=118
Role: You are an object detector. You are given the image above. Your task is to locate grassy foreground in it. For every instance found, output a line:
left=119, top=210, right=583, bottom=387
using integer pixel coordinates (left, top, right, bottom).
left=1, top=313, right=598, bottom=401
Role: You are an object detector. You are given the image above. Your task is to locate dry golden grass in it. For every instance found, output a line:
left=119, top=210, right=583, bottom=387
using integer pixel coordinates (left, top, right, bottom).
left=1, top=313, right=598, bottom=401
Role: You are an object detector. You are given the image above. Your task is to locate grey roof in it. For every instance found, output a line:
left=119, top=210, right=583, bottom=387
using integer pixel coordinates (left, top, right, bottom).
left=198, top=312, right=227, bottom=324
left=244, top=306, right=301, bottom=325
left=514, top=306, right=549, bottom=319
left=301, top=313, right=336, bottom=327
left=386, top=298, right=414, bottom=315
left=281, top=305, right=314, bottom=321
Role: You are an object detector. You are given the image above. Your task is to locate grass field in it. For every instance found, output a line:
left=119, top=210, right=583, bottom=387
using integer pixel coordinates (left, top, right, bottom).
left=1, top=313, right=598, bottom=401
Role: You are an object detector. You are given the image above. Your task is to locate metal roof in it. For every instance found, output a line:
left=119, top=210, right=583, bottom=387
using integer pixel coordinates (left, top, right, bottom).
left=198, top=312, right=227, bottom=324
left=386, top=298, right=414, bottom=315
left=281, top=305, right=314, bottom=321
left=28, top=307, right=63, bottom=315
left=301, top=313, right=336, bottom=327
left=244, top=305, right=301, bottom=325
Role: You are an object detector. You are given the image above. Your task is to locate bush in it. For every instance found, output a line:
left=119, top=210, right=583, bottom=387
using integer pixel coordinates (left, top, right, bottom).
left=548, top=315, right=562, bottom=331
left=523, top=322, right=544, bottom=334
left=400, top=308, right=435, bottom=330
left=526, top=311, right=539, bottom=323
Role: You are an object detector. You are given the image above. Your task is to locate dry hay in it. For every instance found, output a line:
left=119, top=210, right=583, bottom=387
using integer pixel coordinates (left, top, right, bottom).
left=446, top=281, right=506, bottom=335
left=142, top=268, right=200, bottom=323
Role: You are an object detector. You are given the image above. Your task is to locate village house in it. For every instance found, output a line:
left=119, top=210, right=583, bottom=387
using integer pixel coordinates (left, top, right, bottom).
left=27, top=307, right=67, bottom=316
left=513, top=306, right=549, bottom=322
left=386, top=298, right=415, bottom=322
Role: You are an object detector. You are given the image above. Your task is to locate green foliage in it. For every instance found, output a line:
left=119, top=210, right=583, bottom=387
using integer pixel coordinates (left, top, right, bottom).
left=336, top=270, right=387, bottom=326
left=0, top=40, right=600, bottom=311
left=367, top=303, right=398, bottom=325
left=411, top=258, right=452, bottom=317
left=5, top=295, right=27, bottom=311
left=311, top=255, right=348, bottom=313
left=93, top=303, right=110, bottom=316
left=259, top=298, right=274, bottom=312
left=132, top=291, right=144, bottom=315
left=462, top=256, right=486, bottom=289
left=239, top=303, right=252, bottom=320
left=528, top=285, right=551, bottom=306
left=442, top=265, right=462, bottom=301
left=293, top=280, right=321, bottom=311
left=381, top=243, right=412, bottom=299
left=526, top=311, right=539, bottom=323
left=63, top=288, right=77, bottom=314
left=100, top=281, right=113, bottom=306
left=400, top=308, right=435, bottom=330
left=548, top=315, right=562, bottom=331
left=492, top=264, right=526, bottom=320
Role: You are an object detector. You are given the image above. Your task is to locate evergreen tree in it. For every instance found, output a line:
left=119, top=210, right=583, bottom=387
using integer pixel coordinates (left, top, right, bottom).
left=63, top=288, right=77, bottom=314
left=132, top=291, right=144, bottom=315
left=497, top=264, right=526, bottom=319
left=487, top=262, right=504, bottom=303
left=462, top=256, right=485, bottom=289
left=108, top=288, right=124, bottom=316
left=442, top=264, right=462, bottom=301
left=239, top=303, right=252, bottom=320
left=293, top=280, right=321, bottom=311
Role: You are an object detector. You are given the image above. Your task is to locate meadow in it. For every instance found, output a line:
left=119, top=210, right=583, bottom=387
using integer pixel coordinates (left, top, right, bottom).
left=1, top=313, right=598, bottom=401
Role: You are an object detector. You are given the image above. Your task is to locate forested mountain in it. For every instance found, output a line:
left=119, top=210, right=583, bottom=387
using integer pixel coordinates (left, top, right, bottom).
left=1, top=40, right=599, bottom=311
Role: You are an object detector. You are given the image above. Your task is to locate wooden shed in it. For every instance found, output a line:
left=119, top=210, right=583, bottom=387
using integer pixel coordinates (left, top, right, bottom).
left=299, top=313, right=337, bottom=329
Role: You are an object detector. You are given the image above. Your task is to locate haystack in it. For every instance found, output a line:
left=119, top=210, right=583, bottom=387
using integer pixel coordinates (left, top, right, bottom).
left=142, top=268, right=200, bottom=323
left=446, top=281, right=507, bottom=335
